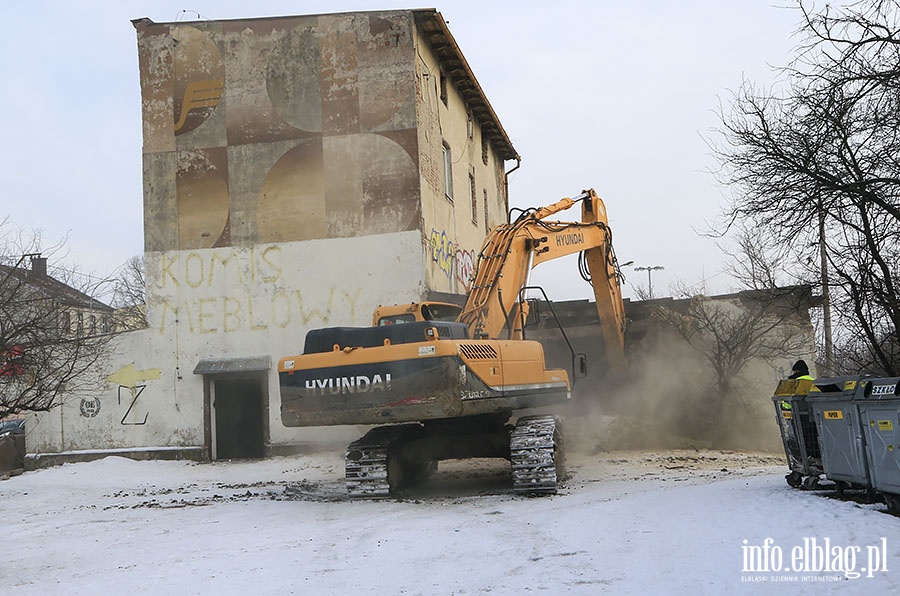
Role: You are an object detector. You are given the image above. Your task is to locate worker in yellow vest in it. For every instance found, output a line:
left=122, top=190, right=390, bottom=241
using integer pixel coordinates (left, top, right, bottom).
left=782, top=360, right=815, bottom=411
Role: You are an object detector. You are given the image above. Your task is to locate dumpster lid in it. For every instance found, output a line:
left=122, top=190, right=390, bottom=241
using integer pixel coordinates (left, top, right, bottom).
left=773, top=378, right=814, bottom=398
left=807, top=375, right=864, bottom=398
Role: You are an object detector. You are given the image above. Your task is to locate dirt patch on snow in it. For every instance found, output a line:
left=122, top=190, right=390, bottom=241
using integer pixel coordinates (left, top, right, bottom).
left=89, top=448, right=785, bottom=509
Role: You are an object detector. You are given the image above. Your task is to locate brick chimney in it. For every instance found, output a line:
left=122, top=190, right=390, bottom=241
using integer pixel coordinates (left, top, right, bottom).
left=30, top=255, right=47, bottom=277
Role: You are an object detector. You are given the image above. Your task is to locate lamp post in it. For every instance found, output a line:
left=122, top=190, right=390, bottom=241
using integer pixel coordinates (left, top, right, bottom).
left=633, top=265, right=664, bottom=298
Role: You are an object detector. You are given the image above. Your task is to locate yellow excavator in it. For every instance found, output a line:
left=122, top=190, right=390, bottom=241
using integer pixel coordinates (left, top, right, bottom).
left=278, top=189, right=627, bottom=496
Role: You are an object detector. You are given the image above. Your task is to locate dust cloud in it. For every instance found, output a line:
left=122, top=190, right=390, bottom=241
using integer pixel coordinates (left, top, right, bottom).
left=559, top=331, right=785, bottom=456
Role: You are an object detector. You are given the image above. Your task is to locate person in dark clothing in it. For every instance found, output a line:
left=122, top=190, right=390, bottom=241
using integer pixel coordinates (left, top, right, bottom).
left=788, top=359, right=814, bottom=380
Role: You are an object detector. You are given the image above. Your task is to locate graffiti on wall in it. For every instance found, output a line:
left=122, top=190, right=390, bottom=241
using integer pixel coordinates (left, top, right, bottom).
left=79, top=398, right=101, bottom=418
left=430, top=228, right=476, bottom=293
left=106, top=364, right=163, bottom=425
left=154, top=246, right=364, bottom=334
left=430, top=228, right=454, bottom=279
left=159, top=245, right=283, bottom=289
left=455, top=247, right=475, bottom=294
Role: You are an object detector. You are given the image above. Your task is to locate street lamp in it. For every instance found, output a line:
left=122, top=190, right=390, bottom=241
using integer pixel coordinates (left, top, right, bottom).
left=633, top=265, right=664, bottom=298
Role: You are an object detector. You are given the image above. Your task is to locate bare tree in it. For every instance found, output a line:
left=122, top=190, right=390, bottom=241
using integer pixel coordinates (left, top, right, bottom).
left=711, top=0, right=900, bottom=375
left=653, top=286, right=814, bottom=442
left=722, top=223, right=798, bottom=290
left=1, top=225, right=114, bottom=418
left=111, top=254, right=147, bottom=330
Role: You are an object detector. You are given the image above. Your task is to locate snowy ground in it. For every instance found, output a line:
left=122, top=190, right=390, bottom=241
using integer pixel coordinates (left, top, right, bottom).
left=2, top=448, right=899, bottom=595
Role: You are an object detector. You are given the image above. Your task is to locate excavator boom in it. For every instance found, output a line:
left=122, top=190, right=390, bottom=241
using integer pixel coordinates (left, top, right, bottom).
left=459, top=188, right=626, bottom=371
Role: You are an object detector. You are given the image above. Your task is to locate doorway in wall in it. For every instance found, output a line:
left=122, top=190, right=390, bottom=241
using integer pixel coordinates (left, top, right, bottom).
left=211, top=376, right=266, bottom=460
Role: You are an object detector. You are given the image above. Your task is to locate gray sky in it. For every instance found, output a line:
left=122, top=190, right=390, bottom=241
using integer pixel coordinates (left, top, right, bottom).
left=0, top=1, right=810, bottom=301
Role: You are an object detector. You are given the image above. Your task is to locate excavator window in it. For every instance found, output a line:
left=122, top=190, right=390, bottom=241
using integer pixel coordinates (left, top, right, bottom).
left=377, top=314, right=416, bottom=326
left=423, top=303, right=463, bottom=322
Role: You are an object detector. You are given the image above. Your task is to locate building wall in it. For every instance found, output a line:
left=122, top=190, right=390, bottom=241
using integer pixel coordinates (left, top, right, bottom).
left=27, top=234, right=424, bottom=456
left=413, top=26, right=510, bottom=296
left=26, top=10, right=515, bottom=462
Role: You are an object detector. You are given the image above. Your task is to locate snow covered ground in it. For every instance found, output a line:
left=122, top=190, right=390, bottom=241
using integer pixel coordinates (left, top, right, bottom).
left=2, top=448, right=899, bottom=595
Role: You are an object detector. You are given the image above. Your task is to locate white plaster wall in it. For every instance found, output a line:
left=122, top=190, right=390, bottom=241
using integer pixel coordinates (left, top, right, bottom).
left=27, top=231, right=426, bottom=455
left=25, top=328, right=183, bottom=454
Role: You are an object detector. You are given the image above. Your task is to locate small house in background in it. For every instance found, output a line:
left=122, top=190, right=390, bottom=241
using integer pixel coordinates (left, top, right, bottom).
left=1, top=255, right=114, bottom=475
left=0, top=255, right=114, bottom=338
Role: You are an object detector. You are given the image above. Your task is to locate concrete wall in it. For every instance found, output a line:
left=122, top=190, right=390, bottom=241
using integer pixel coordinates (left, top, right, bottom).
left=27, top=233, right=424, bottom=458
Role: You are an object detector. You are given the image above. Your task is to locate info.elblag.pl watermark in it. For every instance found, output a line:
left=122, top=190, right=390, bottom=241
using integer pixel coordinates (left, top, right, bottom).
left=741, top=537, right=890, bottom=581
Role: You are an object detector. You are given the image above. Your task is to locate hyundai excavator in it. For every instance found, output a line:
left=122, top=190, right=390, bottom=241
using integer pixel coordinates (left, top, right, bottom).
left=278, top=188, right=627, bottom=496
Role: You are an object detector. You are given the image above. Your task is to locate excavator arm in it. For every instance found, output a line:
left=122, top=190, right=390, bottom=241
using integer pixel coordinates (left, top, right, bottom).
left=458, top=188, right=627, bottom=371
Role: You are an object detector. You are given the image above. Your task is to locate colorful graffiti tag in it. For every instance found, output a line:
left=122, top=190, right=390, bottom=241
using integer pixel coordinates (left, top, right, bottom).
left=430, top=228, right=455, bottom=279
left=455, top=247, right=475, bottom=293
left=430, top=228, right=476, bottom=293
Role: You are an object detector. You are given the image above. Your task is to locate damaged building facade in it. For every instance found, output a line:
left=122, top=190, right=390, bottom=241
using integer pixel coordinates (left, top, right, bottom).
left=26, top=9, right=520, bottom=463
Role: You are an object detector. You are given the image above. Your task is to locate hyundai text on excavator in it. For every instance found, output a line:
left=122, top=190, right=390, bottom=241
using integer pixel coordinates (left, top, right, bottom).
left=278, top=189, right=627, bottom=496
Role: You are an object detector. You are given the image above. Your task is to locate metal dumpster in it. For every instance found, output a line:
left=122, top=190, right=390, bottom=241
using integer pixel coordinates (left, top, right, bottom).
left=772, top=378, right=822, bottom=489
left=806, top=376, right=870, bottom=491
left=857, top=377, right=900, bottom=516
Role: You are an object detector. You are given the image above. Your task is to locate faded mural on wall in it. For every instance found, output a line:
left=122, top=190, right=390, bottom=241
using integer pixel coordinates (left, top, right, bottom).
left=135, top=13, right=423, bottom=253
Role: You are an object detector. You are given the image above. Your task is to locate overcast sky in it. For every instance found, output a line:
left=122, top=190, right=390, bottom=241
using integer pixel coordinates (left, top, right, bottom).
left=0, top=1, right=815, bottom=301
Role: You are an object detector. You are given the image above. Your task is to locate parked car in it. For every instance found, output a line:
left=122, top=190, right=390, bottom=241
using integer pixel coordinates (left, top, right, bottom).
left=0, top=418, right=24, bottom=438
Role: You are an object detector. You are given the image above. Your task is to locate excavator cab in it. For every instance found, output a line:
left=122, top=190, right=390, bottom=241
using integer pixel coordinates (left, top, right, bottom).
left=372, top=301, right=463, bottom=326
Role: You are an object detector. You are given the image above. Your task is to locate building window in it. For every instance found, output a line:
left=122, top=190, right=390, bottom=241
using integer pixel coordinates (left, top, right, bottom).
left=483, top=189, right=490, bottom=234
left=440, top=70, right=448, bottom=106
left=442, top=142, right=453, bottom=200
left=481, top=134, right=489, bottom=166
left=469, top=173, right=477, bottom=224
left=467, top=113, right=474, bottom=140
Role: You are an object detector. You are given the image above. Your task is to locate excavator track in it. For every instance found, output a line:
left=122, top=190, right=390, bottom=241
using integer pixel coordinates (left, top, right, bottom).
left=345, top=424, right=417, bottom=498
left=510, top=415, right=565, bottom=495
